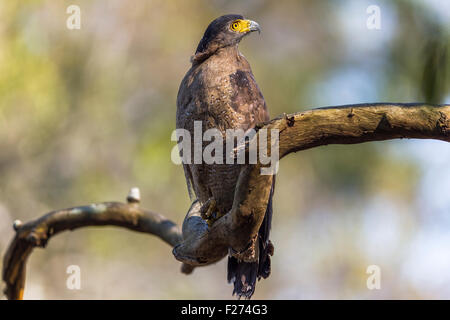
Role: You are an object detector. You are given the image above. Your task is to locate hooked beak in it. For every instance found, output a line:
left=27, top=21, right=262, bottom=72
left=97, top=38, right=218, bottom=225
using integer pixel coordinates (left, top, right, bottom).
left=243, top=20, right=261, bottom=34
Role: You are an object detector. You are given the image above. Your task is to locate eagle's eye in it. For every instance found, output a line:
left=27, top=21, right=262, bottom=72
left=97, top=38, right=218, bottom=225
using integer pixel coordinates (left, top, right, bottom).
left=230, top=21, right=241, bottom=31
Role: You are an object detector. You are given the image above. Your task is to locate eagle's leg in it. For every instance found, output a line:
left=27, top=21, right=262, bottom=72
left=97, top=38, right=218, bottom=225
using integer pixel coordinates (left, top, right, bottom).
left=200, top=197, right=216, bottom=219
left=200, top=198, right=224, bottom=227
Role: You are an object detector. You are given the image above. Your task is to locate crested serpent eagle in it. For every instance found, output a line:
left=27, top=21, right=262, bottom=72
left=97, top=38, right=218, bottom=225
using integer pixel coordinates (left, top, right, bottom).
left=176, top=14, right=275, bottom=299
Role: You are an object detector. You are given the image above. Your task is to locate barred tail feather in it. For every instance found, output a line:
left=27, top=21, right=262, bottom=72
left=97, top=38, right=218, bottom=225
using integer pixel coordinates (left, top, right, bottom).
left=227, top=178, right=275, bottom=299
left=227, top=258, right=258, bottom=298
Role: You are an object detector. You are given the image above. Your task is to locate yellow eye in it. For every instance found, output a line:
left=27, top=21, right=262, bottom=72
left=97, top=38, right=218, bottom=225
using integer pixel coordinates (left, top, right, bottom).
left=231, top=21, right=240, bottom=31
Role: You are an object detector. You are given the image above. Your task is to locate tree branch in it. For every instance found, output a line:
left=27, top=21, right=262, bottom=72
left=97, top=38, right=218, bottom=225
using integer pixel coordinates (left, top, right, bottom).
left=173, top=103, right=450, bottom=265
left=2, top=192, right=184, bottom=300
left=274, top=103, right=449, bottom=158
left=3, top=103, right=449, bottom=299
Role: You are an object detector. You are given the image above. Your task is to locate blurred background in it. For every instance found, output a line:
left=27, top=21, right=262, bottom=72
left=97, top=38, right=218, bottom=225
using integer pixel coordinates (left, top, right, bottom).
left=0, top=0, right=449, bottom=299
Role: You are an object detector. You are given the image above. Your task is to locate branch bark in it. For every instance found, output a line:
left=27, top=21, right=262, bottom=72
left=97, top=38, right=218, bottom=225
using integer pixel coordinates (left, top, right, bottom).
left=3, top=103, right=449, bottom=299
left=2, top=198, right=183, bottom=300
left=173, top=103, right=450, bottom=265
left=274, top=103, right=449, bottom=158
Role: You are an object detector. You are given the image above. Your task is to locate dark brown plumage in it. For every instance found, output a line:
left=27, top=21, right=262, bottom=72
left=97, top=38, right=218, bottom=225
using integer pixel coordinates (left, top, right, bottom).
left=176, top=14, right=274, bottom=298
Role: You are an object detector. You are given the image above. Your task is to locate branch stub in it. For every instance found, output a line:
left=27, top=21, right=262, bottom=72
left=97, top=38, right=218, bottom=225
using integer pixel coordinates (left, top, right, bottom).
left=127, top=187, right=141, bottom=204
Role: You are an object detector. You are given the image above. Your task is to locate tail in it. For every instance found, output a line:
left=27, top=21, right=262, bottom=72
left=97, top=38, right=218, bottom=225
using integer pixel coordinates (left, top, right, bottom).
left=227, top=178, right=275, bottom=299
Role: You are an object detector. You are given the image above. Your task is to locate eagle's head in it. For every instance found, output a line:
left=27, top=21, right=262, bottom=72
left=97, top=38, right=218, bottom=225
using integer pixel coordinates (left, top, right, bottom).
left=193, top=14, right=260, bottom=63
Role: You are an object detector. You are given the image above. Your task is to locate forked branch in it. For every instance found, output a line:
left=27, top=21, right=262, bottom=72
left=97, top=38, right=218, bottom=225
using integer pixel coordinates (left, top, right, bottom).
left=3, top=103, right=449, bottom=299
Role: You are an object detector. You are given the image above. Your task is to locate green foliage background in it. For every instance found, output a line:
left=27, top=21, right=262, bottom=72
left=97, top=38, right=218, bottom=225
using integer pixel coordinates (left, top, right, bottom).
left=0, top=0, right=449, bottom=299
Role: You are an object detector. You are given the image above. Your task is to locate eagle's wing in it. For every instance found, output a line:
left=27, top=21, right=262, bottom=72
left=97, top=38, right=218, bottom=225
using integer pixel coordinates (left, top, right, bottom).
left=176, top=49, right=274, bottom=299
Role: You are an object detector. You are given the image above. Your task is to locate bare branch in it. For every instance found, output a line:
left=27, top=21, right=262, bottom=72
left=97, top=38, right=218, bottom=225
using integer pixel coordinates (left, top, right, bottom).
left=273, top=103, right=450, bottom=157
left=2, top=193, right=182, bottom=300
left=3, top=103, right=449, bottom=299
left=174, top=103, right=450, bottom=265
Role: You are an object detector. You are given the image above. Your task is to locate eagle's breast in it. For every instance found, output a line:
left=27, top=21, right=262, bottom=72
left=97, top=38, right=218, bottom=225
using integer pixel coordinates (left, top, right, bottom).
left=176, top=46, right=269, bottom=213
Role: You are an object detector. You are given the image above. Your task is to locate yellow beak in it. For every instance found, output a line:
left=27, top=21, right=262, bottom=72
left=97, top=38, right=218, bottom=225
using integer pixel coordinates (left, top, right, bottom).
left=241, top=20, right=261, bottom=34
